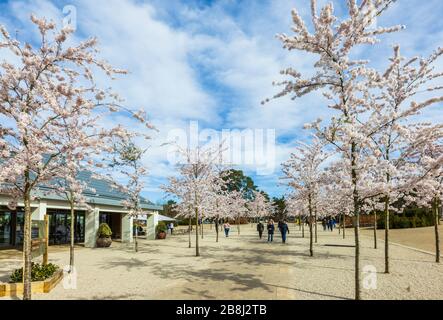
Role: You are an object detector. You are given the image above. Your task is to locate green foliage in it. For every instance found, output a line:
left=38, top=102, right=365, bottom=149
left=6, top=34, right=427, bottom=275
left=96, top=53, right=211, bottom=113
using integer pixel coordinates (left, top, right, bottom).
left=97, top=223, right=112, bottom=238
left=377, top=209, right=435, bottom=229
left=10, top=263, right=59, bottom=283
left=161, top=200, right=178, bottom=218
left=272, top=196, right=287, bottom=220
left=156, top=221, right=167, bottom=234
left=222, top=169, right=258, bottom=200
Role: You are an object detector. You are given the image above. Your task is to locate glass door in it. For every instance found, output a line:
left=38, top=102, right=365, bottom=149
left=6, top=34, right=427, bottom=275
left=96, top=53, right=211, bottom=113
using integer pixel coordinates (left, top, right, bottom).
left=0, top=212, right=12, bottom=247
left=75, top=213, right=85, bottom=243
left=15, top=212, right=24, bottom=245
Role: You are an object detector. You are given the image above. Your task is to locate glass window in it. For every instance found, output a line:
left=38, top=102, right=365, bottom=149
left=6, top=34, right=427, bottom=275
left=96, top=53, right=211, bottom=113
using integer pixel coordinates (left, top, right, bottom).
left=0, top=211, right=12, bottom=247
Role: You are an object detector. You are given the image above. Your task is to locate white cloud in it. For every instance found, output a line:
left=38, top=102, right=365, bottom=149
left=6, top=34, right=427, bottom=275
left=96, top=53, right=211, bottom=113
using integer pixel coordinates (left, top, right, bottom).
left=1, top=0, right=443, bottom=202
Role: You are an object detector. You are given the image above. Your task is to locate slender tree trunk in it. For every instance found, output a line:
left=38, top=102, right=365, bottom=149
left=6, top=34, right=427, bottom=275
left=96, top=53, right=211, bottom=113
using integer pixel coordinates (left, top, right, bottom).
left=351, top=143, right=361, bottom=301
left=23, top=187, right=32, bottom=300
left=434, top=198, right=440, bottom=263
left=373, top=210, right=377, bottom=250
left=338, top=214, right=342, bottom=234
left=188, top=215, right=192, bottom=248
left=195, top=207, right=199, bottom=257
left=308, top=195, right=313, bottom=257
left=201, top=215, right=204, bottom=240
left=69, top=197, right=75, bottom=272
left=384, top=197, right=390, bottom=274
left=237, top=217, right=240, bottom=235
left=215, top=215, right=219, bottom=243
left=302, top=218, right=305, bottom=238
left=134, top=223, right=138, bottom=253
left=342, top=212, right=346, bottom=239
left=314, top=208, right=318, bottom=244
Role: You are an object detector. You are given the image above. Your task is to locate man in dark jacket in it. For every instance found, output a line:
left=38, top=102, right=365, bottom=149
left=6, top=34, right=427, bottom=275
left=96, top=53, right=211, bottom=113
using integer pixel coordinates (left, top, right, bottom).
left=257, top=221, right=265, bottom=239
left=280, top=220, right=290, bottom=243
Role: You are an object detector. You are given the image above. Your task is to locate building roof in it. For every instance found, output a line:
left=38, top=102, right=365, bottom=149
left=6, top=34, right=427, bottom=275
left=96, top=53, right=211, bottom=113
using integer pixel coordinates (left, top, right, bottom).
left=31, top=171, right=162, bottom=211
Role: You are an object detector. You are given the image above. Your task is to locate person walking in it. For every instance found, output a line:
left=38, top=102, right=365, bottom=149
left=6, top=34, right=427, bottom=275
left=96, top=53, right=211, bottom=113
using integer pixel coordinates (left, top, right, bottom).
left=328, top=218, right=334, bottom=232
left=267, top=219, right=275, bottom=243
left=223, top=222, right=231, bottom=237
left=280, top=220, right=290, bottom=243
left=169, top=222, right=174, bottom=235
left=322, top=218, right=327, bottom=231
left=257, top=221, right=265, bottom=239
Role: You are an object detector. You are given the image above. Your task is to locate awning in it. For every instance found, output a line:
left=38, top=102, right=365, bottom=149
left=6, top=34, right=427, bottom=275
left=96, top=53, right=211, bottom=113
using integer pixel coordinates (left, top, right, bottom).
left=135, top=213, right=176, bottom=222
left=157, top=214, right=176, bottom=222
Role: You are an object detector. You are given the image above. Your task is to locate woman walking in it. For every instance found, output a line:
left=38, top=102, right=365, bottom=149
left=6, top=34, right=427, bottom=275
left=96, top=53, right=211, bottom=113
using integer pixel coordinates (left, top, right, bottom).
left=267, top=219, right=275, bottom=243
left=223, top=222, right=231, bottom=237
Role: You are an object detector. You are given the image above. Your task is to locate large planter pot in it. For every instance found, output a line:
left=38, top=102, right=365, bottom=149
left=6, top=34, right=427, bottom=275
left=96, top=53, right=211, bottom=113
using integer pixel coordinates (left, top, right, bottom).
left=157, top=232, right=166, bottom=240
left=96, top=237, right=112, bottom=248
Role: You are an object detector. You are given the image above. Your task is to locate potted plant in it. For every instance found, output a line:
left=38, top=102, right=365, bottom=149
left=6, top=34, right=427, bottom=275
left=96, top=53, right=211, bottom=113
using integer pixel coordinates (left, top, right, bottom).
left=96, top=223, right=112, bottom=248
left=156, top=221, right=167, bottom=240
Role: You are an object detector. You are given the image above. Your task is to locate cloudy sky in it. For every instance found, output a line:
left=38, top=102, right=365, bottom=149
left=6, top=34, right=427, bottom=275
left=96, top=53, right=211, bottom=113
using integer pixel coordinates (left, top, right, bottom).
left=1, top=0, right=442, bottom=204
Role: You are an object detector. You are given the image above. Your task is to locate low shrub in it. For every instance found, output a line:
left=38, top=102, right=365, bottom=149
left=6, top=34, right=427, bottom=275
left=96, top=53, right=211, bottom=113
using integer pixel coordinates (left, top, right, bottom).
left=156, top=221, right=167, bottom=234
left=10, top=262, right=59, bottom=283
left=97, top=223, right=112, bottom=238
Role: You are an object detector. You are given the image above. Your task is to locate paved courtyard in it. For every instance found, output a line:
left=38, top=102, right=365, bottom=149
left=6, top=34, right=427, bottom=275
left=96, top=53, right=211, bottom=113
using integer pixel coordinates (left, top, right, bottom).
left=1, top=224, right=442, bottom=300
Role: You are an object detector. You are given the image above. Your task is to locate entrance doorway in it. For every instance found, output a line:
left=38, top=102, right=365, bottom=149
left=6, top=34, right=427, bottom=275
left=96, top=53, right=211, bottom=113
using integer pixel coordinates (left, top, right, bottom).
left=99, top=212, right=121, bottom=240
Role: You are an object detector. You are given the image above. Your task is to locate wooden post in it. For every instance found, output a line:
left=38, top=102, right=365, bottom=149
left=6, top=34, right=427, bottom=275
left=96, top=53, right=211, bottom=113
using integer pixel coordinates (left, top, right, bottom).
left=43, top=215, right=49, bottom=265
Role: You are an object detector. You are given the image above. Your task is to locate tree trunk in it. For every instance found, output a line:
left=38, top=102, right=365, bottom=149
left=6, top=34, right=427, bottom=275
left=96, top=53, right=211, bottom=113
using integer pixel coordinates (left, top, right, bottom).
left=23, top=188, right=32, bottom=300
left=354, top=212, right=361, bottom=300
left=237, top=217, right=240, bottom=235
left=215, top=216, right=219, bottom=243
left=351, top=143, right=361, bottom=301
left=195, top=207, right=199, bottom=257
left=434, top=198, right=440, bottom=263
left=339, top=215, right=341, bottom=235
left=201, top=218, right=204, bottom=240
left=69, top=197, right=75, bottom=272
left=302, top=218, right=305, bottom=238
left=342, top=212, right=346, bottom=239
left=308, top=195, right=313, bottom=257
left=188, top=215, right=192, bottom=248
left=314, top=209, right=318, bottom=244
left=373, top=211, right=377, bottom=250
left=384, top=198, right=390, bottom=274
left=134, top=224, right=138, bottom=253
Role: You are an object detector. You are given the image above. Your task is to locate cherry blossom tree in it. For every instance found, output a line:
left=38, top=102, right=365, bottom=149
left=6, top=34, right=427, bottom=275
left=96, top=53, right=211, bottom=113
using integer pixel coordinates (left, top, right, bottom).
left=266, top=0, right=405, bottom=300
left=247, top=190, right=271, bottom=222
left=364, top=45, right=443, bottom=272
left=162, top=143, right=225, bottom=256
left=282, top=137, right=329, bottom=256
left=412, top=141, right=443, bottom=263
left=0, top=16, right=151, bottom=299
left=109, top=139, right=151, bottom=253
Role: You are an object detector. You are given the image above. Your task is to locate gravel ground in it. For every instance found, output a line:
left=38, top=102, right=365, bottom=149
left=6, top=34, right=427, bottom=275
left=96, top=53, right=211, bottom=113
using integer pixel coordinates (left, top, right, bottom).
left=1, top=224, right=442, bottom=300
left=360, top=224, right=442, bottom=253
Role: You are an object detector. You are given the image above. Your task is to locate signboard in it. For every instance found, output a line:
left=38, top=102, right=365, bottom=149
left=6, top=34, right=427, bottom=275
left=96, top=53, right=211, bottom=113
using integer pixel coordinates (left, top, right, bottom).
left=31, top=220, right=47, bottom=259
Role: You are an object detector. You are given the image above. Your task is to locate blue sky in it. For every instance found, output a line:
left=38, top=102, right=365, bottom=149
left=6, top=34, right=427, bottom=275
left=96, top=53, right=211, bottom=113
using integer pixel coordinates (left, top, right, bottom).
left=1, top=0, right=442, bottom=204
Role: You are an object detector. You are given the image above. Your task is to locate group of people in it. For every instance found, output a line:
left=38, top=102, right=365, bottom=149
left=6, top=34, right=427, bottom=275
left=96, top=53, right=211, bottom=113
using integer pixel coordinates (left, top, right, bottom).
left=322, top=217, right=336, bottom=231
left=256, top=219, right=290, bottom=243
